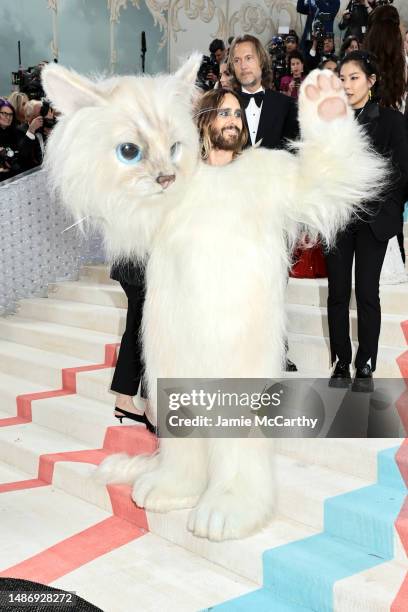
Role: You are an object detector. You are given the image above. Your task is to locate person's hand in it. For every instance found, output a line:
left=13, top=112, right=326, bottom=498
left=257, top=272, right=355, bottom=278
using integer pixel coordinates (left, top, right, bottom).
left=28, top=116, right=43, bottom=134
left=288, top=80, right=296, bottom=94
left=342, top=10, right=350, bottom=20
left=207, top=71, right=218, bottom=82
left=311, top=37, right=318, bottom=50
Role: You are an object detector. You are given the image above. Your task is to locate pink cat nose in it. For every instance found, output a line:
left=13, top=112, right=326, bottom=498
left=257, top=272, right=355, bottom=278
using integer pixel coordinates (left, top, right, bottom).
left=156, top=174, right=176, bottom=190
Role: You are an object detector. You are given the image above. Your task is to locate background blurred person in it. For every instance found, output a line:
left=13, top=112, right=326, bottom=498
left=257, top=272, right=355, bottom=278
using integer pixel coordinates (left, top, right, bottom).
left=340, top=35, right=360, bottom=59
left=219, top=62, right=234, bottom=88
left=320, top=54, right=338, bottom=71
left=279, top=51, right=306, bottom=99
left=339, top=0, right=371, bottom=41
left=18, top=99, right=56, bottom=171
left=364, top=4, right=406, bottom=109
left=7, top=91, right=29, bottom=126
left=364, top=3, right=407, bottom=261
left=0, top=98, right=21, bottom=181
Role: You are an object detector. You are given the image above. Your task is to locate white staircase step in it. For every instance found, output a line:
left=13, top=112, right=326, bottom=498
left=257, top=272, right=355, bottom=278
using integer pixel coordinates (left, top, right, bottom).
left=31, top=394, right=116, bottom=448
left=287, top=304, right=406, bottom=349
left=0, top=459, right=31, bottom=483
left=0, top=372, right=54, bottom=416
left=0, top=421, right=88, bottom=476
left=288, top=332, right=404, bottom=378
left=276, top=438, right=401, bottom=483
left=286, top=277, right=408, bottom=316
left=0, top=316, right=119, bottom=362
left=334, top=560, right=407, bottom=612
left=0, top=485, right=111, bottom=570
left=48, top=279, right=126, bottom=308
left=75, top=367, right=116, bottom=405
left=52, top=460, right=317, bottom=587
left=79, top=265, right=114, bottom=285
left=52, top=532, right=256, bottom=612
left=0, top=340, right=91, bottom=387
left=18, top=297, right=127, bottom=336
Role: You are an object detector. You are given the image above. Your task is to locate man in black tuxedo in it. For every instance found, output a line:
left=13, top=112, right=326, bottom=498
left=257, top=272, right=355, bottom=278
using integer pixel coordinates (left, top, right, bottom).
left=228, top=34, right=299, bottom=150
left=228, top=35, right=299, bottom=371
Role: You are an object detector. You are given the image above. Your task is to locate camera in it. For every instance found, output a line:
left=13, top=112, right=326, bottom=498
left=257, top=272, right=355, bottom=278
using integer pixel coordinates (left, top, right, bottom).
left=11, top=65, right=45, bottom=100
left=268, top=36, right=288, bottom=89
left=0, top=147, right=20, bottom=173
left=197, top=55, right=220, bottom=91
left=39, top=100, right=56, bottom=129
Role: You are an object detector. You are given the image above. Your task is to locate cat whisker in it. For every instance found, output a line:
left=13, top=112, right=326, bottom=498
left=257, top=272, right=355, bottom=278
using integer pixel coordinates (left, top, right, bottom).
left=61, top=216, right=88, bottom=233
left=192, top=107, right=219, bottom=118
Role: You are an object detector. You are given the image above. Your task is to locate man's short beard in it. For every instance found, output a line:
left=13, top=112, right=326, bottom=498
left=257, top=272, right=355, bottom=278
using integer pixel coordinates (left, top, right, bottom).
left=209, top=126, right=242, bottom=152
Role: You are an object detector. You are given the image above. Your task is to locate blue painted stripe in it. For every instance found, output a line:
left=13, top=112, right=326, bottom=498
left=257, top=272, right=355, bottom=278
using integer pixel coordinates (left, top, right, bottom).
left=209, top=445, right=406, bottom=611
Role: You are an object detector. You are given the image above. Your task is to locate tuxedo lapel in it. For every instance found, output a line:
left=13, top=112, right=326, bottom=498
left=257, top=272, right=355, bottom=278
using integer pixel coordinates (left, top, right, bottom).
left=255, top=90, right=271, bottom=145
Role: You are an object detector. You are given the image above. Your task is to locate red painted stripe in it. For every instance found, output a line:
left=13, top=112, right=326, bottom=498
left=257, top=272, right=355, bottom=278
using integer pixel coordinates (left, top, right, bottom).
left=0, top=479, right=47, bottom=493
left=392, top=319, right=408, bottom=612
left=0, top=516, right=144, bottom=584
left=391, top=572, right=408, bottom=612
left=0, top=343, right=118, bottom=426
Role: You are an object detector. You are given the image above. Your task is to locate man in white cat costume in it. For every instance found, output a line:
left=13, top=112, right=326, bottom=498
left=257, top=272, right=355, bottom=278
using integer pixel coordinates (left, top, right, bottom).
left=42, top=56, right=386, bottom=542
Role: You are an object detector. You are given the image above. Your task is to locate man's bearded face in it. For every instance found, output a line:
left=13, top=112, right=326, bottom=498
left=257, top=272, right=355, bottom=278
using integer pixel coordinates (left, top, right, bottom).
left=209, top=92, right=244, bottom=152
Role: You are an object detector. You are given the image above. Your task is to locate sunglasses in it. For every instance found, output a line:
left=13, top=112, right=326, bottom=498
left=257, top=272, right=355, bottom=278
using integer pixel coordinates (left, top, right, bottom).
left=0, top=111, right=13, bottom=118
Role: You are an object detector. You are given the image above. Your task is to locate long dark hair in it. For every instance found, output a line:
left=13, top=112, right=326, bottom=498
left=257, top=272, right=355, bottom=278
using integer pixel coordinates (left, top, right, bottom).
left=364, top=5, right=406, bottom=109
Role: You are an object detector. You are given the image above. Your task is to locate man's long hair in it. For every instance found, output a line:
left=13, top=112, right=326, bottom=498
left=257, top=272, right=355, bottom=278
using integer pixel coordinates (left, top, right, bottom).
left=227, top=35, right=274, bottom=90
left=364, top=5, right=406, bottom=109
left=195, top=88, right=248, bottom=160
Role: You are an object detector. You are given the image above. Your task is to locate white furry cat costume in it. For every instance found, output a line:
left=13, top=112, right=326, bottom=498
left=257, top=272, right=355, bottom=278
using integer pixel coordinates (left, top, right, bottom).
left=42, top=57, right=386, bottom=541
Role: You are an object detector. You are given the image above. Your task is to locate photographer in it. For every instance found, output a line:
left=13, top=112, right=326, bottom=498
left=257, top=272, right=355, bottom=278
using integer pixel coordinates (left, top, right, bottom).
left=0, top=99, right=21, bottom=182
left=339, top=35, right=360, bottom=59
left=296, top=0, right=340, bottom=50
left=18, top=99, right=56, bottom=171
left=339, top=0, right=371, bottom=41
left=307, top=32, right=336, bottom=70
left=197, top=39, right=226, bottom=90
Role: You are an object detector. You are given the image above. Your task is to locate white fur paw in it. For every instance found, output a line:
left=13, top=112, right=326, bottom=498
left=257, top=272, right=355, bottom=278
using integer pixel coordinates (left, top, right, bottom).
left=187, top=489, right=274, bottom=541
left=94, top=453, right=131, bottom=484
left=300, top=69, right=348, bottom=123
left=131, top=468, right=202, bottom=512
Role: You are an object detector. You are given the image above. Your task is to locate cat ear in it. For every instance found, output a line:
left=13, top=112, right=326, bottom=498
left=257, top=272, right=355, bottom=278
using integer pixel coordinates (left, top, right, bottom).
left=175, top=52, right=202, bottom=85
left=42, top=64, right=106, bottom=115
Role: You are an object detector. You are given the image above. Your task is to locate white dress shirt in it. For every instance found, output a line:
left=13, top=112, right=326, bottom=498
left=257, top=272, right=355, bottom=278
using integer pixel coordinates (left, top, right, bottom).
left=242, top=86, right=264, bottom=145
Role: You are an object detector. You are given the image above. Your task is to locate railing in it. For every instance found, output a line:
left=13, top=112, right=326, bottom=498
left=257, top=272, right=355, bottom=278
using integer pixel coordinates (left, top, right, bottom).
left=0, top=168, right=105, bottom=315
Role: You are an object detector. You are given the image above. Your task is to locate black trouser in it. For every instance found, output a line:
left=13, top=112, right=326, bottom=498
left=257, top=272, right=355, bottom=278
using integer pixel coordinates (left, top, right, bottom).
left=325, top=222, right=388, bottom=372
left=111, top=281, right=146, bottom=397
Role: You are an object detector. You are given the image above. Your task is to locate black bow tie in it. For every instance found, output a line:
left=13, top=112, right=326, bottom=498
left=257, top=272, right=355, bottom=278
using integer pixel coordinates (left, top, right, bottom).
left=240, top=91, right=265, bottom=108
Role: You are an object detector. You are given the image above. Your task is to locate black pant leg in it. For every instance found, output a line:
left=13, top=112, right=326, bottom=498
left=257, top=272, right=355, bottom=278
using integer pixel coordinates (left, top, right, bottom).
left=325, top=228, right=355, bottom=365
left=354, top=224, right=388, bottom=371
left=111, top=281, right=145, bottom=397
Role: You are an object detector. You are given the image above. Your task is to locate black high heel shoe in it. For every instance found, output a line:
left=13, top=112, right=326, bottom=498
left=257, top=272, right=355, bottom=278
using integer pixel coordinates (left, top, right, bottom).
left=114, top=407, right=157, bottom=434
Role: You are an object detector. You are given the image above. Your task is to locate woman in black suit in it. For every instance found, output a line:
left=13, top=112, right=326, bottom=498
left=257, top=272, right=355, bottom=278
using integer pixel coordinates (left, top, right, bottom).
left=326, top=51, right=408, bottom=390
left=110, top=261, right=155, bottom=433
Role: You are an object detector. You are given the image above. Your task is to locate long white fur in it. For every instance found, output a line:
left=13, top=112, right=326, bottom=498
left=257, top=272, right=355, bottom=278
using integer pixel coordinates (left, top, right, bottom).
left=42, top=63, right=388, bottom=541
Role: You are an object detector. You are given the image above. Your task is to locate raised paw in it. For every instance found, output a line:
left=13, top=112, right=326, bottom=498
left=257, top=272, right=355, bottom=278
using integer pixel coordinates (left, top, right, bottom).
left=301, top=70, right=348, bottom=123
left=132, top=467, right=203, bottom=512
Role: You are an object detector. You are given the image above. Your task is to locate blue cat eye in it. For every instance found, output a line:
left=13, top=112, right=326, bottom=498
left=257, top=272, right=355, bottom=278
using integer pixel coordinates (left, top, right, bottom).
left=116, top=143, right=143, bottom=165
left=170, top=141, right=181, bottom=161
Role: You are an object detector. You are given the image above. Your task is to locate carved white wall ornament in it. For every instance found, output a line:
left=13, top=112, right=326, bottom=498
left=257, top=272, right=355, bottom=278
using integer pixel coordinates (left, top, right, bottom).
left=170, top=0, right=226, bottom=42
left=229, top=4, right=273, bottom=36
left=47, top=0, right=59, bottom=60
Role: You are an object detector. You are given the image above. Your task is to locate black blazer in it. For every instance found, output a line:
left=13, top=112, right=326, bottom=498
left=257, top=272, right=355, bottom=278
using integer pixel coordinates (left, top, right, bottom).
left=357, top=103, right=408, bottom=241
left=242, top=89, right=299, bottom=151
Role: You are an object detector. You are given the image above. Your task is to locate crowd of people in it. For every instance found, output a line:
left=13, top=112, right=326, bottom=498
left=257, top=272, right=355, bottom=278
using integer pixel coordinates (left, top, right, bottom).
left=1, top=3, right=407, bottom=424
left=0, top=61, right=57, bottom=183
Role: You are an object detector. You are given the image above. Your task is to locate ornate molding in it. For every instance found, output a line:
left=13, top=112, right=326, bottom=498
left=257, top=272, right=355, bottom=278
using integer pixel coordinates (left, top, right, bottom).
left=144, top=0, right=171, bottom=49
left=170, top=0, right=226, bottom=42
left=229, top=4, right=273, bottom=37
left=47, top=0, right=59, bottom=60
